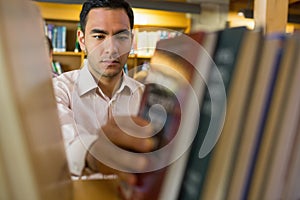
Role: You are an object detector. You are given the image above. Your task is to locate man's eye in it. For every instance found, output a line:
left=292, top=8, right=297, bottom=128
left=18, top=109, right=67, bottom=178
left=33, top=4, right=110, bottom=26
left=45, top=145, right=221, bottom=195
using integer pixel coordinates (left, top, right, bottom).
left=93, top=34, right=105, bottom=40
left=115, top=34, right=130, bottom=41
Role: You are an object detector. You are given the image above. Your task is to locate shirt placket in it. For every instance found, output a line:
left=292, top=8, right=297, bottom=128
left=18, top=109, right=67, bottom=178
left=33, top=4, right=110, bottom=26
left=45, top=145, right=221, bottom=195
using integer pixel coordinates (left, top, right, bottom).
left=108, top=95, right=118, bottom=119
left=107, top=100, right=113, bottom=119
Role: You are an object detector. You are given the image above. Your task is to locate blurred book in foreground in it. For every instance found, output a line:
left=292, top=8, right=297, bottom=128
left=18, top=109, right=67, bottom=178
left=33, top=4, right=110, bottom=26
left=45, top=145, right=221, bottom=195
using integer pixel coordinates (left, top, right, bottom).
left=119, top=30, right=216, bottom=200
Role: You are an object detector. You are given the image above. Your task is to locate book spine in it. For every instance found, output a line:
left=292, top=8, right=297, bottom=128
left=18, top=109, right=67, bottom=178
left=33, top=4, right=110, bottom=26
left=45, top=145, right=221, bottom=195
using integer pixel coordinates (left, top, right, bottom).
left=61, top=26, right=66, bottom=52
left=244, top=34, right=287, bottom=200
left=52, top=26, right=58, bottom=52
left=138, top=83, right=182, bottom=200
left=56, top=26, right=62, bottom=52
left=178, top=26, right=248, bottom=200
left=119, top=32, right=205, bottom=200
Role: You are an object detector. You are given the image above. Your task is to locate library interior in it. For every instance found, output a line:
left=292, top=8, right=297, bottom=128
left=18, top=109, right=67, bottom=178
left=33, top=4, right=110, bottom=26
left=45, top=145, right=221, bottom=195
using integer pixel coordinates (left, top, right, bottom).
left=1, top=0, right=300, bottom=199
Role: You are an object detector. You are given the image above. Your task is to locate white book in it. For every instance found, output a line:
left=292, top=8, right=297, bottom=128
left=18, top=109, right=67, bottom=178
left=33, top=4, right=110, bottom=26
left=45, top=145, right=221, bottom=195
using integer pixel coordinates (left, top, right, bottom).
left=0, top=1, right=72, bottom=199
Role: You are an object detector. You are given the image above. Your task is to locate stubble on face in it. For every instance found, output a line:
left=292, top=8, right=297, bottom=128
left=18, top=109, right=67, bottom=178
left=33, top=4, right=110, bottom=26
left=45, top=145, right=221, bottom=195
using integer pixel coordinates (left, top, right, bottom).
left=86, top=47, right=124, bottom=79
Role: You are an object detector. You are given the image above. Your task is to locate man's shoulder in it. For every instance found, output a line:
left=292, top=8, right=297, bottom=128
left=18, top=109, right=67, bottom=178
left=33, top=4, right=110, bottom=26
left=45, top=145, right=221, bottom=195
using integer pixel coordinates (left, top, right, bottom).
left=124, top=74, right=145, bottom=90
left=52, top=69, right=81, bottom=91
left=53, top=70, right=80, bottom=84
left=126, top=74, right=144, bottom=84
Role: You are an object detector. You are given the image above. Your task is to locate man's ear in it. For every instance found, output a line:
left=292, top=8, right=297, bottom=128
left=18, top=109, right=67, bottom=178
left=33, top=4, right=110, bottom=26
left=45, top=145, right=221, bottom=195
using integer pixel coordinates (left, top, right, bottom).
left=131, top=31, right=134, bottom=42
left=77, top=29, right=86, bottom=52
left=130, top=31, right=134, bottom=49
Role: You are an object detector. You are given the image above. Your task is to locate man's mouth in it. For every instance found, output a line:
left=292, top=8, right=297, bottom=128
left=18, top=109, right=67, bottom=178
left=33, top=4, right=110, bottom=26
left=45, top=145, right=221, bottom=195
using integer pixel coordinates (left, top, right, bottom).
left=101, top=59, right=119, bottom=65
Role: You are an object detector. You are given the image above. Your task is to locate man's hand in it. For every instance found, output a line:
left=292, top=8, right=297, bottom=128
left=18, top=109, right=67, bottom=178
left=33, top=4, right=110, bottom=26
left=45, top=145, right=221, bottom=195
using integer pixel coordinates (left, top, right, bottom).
left=102, top=116, right=156, bottom=153
left=86, top=116, right=156, bottom=186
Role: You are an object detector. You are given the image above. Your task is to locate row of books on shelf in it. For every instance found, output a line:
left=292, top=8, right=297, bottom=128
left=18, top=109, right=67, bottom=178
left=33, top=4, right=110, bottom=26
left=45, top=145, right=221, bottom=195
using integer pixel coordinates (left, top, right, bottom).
left=44, top=20, right=181, bottom=57
left=121, top=26, right=300, bottom=200
left=131, top=29, right=183, bottom=57
left=44, top=23, right=67, bottom=52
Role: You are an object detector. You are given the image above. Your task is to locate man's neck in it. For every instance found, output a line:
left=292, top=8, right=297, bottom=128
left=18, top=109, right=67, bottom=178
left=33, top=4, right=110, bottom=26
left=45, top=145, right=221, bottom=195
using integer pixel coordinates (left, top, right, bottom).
left=97, top=73, right=123, bottom=99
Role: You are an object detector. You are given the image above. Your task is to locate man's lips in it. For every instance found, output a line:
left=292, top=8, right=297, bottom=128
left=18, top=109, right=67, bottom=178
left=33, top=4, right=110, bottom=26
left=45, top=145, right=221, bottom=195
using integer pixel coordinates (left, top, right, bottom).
left=101, top=59, right=120, bottom=65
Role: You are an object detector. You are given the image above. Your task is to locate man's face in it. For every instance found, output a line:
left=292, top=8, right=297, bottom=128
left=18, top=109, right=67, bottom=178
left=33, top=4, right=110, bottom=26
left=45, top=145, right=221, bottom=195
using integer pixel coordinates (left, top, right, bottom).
left=78, top=8, right=133, bottom=79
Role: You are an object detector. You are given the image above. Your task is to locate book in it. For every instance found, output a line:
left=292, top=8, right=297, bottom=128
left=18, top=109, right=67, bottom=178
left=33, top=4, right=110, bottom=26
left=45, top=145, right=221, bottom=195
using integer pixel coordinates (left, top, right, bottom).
left=59, top=26, right=67, bottom=52
left=46, top=23, right=55, bottom=42
left=52, top=26, right=58, bottom=51
left=239, top=33, right=287, bottom=200
left=281, top=118, right=300, bottom=200
left=228, top=33, right=285, bottom=200
left=257, top=34, right=300, bottom=200
left=178, top=26, right=248, bottom=200
left=198, top=27, right=263, bottom=200
left=158, top=30, right=218, bottom=200
left=53, top=61, right=63, bottom=75
left=0, top=1, right=73, bottom=199
left=119, top=30, right=211, bottom=200
left=224, top=28, right=264, bottom=200
left=280, top=36, right=300, bottom=200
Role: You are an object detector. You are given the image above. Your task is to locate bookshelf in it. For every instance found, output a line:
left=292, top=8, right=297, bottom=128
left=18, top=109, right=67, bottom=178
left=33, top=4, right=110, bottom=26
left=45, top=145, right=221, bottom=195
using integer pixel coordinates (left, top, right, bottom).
left=35, top=2, right=83, bottom=72
left=35, top=2, right=191, bottom=74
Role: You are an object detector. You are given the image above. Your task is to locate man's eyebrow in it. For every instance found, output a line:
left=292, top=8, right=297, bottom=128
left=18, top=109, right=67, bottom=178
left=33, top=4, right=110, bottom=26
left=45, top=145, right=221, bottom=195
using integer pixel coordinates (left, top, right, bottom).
left=89, top=29, right=131, bottom=35
left=113, top=29, right=131, bottom=35
left=90, top=29, right=108, bottom=35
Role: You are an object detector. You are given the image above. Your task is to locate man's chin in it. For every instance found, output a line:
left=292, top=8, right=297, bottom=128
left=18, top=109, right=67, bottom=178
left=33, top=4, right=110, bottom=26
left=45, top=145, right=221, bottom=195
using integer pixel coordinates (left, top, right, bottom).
left=100, top=70, right=122, bottom=78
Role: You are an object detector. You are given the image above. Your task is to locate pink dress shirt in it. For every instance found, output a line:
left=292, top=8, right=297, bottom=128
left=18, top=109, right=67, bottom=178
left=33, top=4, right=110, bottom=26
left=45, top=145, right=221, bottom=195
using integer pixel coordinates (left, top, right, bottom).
left=52, top=61, right=144, bottom=176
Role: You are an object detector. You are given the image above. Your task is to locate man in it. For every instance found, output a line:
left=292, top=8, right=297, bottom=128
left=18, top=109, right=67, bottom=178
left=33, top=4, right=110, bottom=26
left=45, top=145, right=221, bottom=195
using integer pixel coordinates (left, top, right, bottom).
left=52, top=0, right=156, bottom=188
left=45, top=36, right=58, bottom=77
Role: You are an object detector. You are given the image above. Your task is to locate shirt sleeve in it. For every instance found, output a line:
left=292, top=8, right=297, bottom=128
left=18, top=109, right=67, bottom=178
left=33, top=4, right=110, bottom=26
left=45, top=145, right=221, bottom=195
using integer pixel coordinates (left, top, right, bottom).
left=52, top=77, right=98, bottom=176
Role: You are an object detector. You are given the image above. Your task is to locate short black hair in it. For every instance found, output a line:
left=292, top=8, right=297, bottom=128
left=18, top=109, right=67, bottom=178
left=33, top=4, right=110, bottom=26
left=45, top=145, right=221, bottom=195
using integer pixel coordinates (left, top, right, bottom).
left=79, top=0, right=134, bottom=33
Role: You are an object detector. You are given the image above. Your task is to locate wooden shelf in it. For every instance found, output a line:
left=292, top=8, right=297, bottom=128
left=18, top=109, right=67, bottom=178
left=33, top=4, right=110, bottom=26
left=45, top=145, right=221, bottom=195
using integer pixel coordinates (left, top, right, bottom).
left=73, top=179, right=119, bottom=200
left=35, top=2, right=81, bottom=21
left=53, top=51, right=82, bottom=56
left=35, top=2, right=191, bottom=32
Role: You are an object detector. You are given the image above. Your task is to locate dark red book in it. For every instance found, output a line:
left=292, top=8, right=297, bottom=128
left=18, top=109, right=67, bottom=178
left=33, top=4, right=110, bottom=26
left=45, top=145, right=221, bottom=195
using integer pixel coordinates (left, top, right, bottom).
left=119, top=31, right=210, bottom=200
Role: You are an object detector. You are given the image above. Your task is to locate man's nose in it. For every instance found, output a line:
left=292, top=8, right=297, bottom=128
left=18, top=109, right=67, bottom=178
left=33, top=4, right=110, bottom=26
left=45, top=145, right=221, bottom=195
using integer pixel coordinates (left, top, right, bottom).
left=104, top=36, right=119, bottom=54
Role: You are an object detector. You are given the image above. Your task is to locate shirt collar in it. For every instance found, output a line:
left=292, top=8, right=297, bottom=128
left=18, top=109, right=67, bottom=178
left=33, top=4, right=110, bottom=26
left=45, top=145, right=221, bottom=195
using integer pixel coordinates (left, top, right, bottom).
left=77, top=60, right=143, bottom=97
left=77, top=61, right=98, bottom=96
